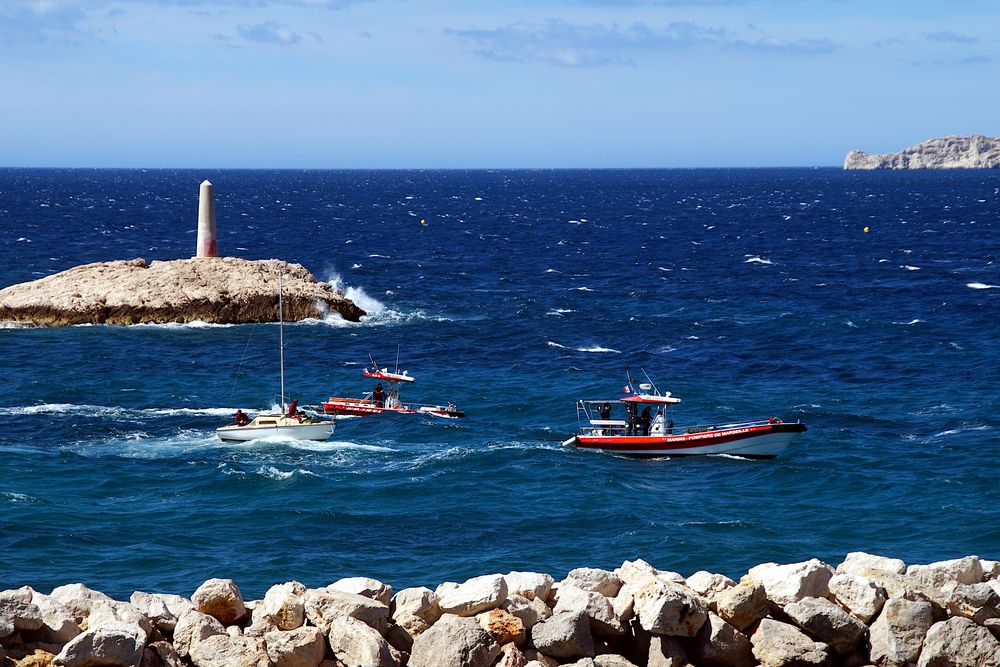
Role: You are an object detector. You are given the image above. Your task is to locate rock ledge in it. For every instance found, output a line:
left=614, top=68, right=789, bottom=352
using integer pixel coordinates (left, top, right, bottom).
left=844, top=134, right=1000, bottom=170
left=0, top=257, right=365, bottom=326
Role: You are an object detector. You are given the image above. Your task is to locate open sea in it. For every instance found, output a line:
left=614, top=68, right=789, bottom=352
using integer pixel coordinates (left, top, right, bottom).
left=1, top=168, right=998, bottom=600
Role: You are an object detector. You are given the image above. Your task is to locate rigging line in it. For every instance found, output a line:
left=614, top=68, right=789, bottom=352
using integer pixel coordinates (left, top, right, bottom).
left=229, top=322, right=259, bottom=402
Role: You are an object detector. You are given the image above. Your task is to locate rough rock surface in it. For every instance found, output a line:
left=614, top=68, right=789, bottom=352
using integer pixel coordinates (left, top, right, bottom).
left=783, top=596, right=867, bottom=654
left=191, top=578, right=246, bottom=626
left=529, top=610, right=595, bottom=659
left=844, top=135, right=1000, bottom=170
left=916, top=616, right=1000, bottom=667
left=749, top=618, right=830, bottom=667
left=868, top=597, right=934, bottom=667
left=634, top=578, right=708, bottom=637
left=409, top=613, right=500, bottom=667
left=0, top=257, right=364, bottom=326
left=326, top=616, right=396, bottom=667
left=438, top=574, right=508, bottom=617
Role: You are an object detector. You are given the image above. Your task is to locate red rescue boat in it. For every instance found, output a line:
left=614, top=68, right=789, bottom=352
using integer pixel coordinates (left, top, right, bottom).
left=323, top=355, right=464, bottom=419
left=562, top=376, right=805, bottom=459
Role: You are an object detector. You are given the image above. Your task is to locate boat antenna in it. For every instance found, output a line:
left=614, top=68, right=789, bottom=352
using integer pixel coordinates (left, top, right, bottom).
left=640, top=368, right=660, bottom=396
left=369, top=352, right=379, bottom=372
left=625, top=367, right=635, bottom=392
left=395, top=344, right=400, bottom=374
left=278, top=272, right=285, bottom=415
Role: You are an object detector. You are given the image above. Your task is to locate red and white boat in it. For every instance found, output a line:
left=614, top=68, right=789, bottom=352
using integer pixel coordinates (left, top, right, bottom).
left=562, top=379, right=805, bottom=459
left=323, top=357, right=465, bottom=419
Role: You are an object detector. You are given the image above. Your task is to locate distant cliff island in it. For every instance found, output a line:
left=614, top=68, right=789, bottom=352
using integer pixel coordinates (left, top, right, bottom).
left=0, top=258, right=365, bottom=327
left=844, top=134, right=1000, bottom=170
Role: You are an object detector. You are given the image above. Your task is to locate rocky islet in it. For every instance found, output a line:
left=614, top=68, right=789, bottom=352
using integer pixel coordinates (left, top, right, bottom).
left=0, top=257, right=365, bottom=327
left=3, top=552, right=1000, bottom=666
left=844, top=134, right=1000, bottom=170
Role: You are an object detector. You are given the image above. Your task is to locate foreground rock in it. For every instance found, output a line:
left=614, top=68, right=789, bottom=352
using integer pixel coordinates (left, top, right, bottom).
left=4, top=552, right=1000, bottom=666
left=0, top=257, right=364, bottom=326
left=844, top=134, right=1000, bottom=170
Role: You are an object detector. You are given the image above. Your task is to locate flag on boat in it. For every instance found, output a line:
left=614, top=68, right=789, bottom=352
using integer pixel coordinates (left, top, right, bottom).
left=624, top=384, right=632, bottom=394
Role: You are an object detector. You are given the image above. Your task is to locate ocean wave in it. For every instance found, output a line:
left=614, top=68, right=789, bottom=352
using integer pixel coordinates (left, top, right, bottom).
left=576, top=346, right=621, bottom=354
left=901, top=265, right=921, bottom=271
left=547, top=341, right=567, bottom=349
left=1, top=491, right=39, bottom=503
left=130, top=321, right=237, bottom=329
left=967, top=282, right=999, bottom=289
left=573, top=287, right=595, bottom=292
left=288, top=440, right=396, bottom=453
left=745, top=256, right=773, bottom=265
left=0, top=403, right=244, bottom=420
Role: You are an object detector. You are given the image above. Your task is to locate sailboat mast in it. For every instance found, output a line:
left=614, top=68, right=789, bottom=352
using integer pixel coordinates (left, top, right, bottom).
left=278, top=272, right=285, bottom=414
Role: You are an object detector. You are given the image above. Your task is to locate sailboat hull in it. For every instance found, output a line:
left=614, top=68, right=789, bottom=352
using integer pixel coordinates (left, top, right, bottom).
left=216, top=415, right=334, bottom=442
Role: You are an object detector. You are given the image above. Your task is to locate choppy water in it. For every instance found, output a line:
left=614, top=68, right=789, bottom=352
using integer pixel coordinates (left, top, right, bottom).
left=1, top=168, right=998, bottom=599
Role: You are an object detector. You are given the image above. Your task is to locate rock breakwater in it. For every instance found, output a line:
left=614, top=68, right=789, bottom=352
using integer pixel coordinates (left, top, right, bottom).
left=844, top=134, right=1000, bottom=170
left=3, top=552, right=1000, bottom=666
left=0, top=258, right=365, bottom=326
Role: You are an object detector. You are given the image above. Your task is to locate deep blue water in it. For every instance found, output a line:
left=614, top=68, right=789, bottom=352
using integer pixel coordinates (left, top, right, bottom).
left=1, top=168, right=998, bottom=600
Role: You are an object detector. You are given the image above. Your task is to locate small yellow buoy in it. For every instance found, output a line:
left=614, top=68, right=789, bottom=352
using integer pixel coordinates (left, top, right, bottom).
left=864, top=226, right=870, bottom=233
left=420, top=219, right=427, bottom=225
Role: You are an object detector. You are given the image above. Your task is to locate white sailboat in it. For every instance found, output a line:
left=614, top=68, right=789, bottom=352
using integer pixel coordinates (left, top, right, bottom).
left=216, top=273, right=334, bottom=442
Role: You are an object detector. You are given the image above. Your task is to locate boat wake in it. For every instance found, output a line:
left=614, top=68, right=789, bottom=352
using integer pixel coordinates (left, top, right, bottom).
left=0, top=403, right=239, bottom=419
left=967, top=282, right=999, bottom=290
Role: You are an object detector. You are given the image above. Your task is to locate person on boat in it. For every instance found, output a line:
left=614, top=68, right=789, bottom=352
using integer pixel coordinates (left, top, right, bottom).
left=234, top=409, right=250, bottom=426
left=373, top=383, right=386, bottom=408
left=626, top=402, right=637, bottom=436
left=287, top=399, right=300, bottom=420
left=600, top=402, right=612, bottom=435
left=640, top=406, right=652, bottom=437
left=667, top=418, right=674, bottom=435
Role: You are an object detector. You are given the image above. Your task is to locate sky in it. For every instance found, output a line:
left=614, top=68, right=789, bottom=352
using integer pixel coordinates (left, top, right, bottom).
left=1, top=0, right=998, bottom=168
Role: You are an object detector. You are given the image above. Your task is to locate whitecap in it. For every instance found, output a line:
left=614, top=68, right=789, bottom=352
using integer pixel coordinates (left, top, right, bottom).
left=745, top=256, right=773, bottom=265
left=902, top=265, right=921, bottom=271
left=0, top=491, right=38, bottom=503
left=290, top=440, right=395, bottom=452
left=967, top=282, right=999, bottom=289
left=573, top=287, right=595, bottom=292
left=547, top=341, right=567, bottom=349
left=576, top=346, right=621, bottom=354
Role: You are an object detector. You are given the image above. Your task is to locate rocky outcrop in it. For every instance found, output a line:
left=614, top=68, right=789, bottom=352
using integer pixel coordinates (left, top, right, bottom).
left=4, top=553, right=1000, bottom=666
left=844, top=134, right=1000, bottom=169
left=0, top=257, right=364, bottom=326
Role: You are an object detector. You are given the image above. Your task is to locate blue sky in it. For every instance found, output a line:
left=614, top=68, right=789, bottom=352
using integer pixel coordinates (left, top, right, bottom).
left=1, top=0, right=998, bottom=168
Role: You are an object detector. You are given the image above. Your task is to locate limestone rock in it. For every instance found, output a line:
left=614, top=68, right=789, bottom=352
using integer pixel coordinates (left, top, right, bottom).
left=504, top=572, right=555, bottom=602
left=172, top=610, right=226, bottom=658
left=529, top=610, right=595, bottom=659
left=690, top=612, right=753, bottom=667
left=561, top=568, right=623, bottom=598
left=615, top=559, right=660, bottom=585
left=0, top=257, right=365, bottom=326
left=143, top=640, right=184, bottom=667
left=685, top=571, right=736, bottom=609
left=500, top=593, right=552, bottom=630
left=85, top=600, right=153, bottom=644
left=438, top=574, right=508, bottom=617
left=747, top=559, right=834, bottom=607
left=916, top=616, right=1000, bottom=667
left=476, top=608, right=526, bottom=646
left=868, top=597, right=934, bottom=667
left=906, top=556, right=984, bottom=591
left=0, top=597, right=44, bottom=632
left=254, top=582, right=306, bottom=631
left=594, top=655, right=640, bottom=667
left=53, top=620, right=146, bottom=667
left=150, top=594, right=195, bottom=625
left=327, top=616, right=397, bottom=667
left=716, top=581, right=769, bottom=632
left=750, top=618, right=831, bottom=667
left=391, top=586, right=442, bottom=635
left=497, top=642, right=530, bottom=667
left=943, top=582, right=1000, bottom=624
left=187, top=633, right=268, bottom=667
left=328, top=577, right=393, bottom=606
left=647, top=636, right=688, bottom=667
left=837, top=552, right=907, bottom=579
left=192, top=579, right=246, bottom=626
left=553, top=585, right=623, bottom=637
left=633, top=578, right=707, bottom=638
left=828, top=573, right=886, bottom=623
left=130, top=592, right=178, bottom=634
left=30, top=592, right=82, bottom=644
left=49, top=584, right=115, bottom=626
left=409, top=614, right=500, bottom=667
left=264, top=626, right=325, bottom=667
left=784, top=596, right=867, bottom=655
left=845, top=135, right=1000, bottom=170
left=303, top=588, right=390, bottom=636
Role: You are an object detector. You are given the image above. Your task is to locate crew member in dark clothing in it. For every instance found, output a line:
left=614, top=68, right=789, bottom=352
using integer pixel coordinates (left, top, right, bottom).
left=287, top=399, right=300, bottom=419
left=639, top=406, right=652, bottom=436
left=234, top=409, right=249, bottom=426
left=373, top=383, right=386, bottom=408
left=600, top=402, right=612, bottom=435
left=626, top=402, right=637, bottom=436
